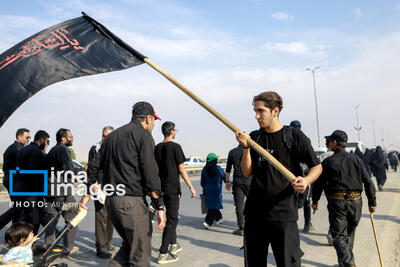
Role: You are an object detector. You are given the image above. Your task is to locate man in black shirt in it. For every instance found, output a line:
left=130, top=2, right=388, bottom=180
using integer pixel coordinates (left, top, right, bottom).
left=225, top=144, right=251, bottom=236
left=289, top=120, right=316, bottom=233
left=16, top=130, right=50, bottom=234
left=87, top=126, right=115, bottom=259
left=98, top=101, right=166, bottom=267
left=236, top=91, right=322, bottom=267
left=312, top=130, right=377, bottom=267
left=2, top=128, right=31, bottom=191
left=43, top=128, right=79, bottom=255
left=154, top=121, right=196, bottom=264
left=0, top=128, right=30, bottom=230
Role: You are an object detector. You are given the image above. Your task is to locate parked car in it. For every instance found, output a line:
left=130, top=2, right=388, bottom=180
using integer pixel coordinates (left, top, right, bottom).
left=184, top=157, right=205, bottom=166
left=345, top=141, right=367, bottom=153
left=217, top=158, right=228, bottom=164
left=314, top=147, right=327, bottom=158
left=72, top=160, right=86, bottom=172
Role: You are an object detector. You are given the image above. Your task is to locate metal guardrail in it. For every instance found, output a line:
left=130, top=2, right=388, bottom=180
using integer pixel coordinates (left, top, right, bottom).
left=0, top=164, right=227, bottom=182
left=185, top=164, right=226, bottom=175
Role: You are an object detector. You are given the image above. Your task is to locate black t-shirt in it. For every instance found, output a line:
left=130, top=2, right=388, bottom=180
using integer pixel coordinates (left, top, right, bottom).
left=154, top=141, right=186, bottom=195
left=245, top=127, right=320, bottom=222
left=226, top=146, right=250, bottom=185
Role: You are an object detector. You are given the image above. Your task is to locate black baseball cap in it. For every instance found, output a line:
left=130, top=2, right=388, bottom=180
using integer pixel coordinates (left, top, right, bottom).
left=132, top=101, right=161, bottom=120
left=326, top=130, right=348, bottom=145
left=290, top=120, right=301, bottom=128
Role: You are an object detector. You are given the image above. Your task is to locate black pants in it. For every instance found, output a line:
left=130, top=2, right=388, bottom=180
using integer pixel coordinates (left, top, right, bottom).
left=375, top=175, right=387, bottom=187
left=42, top=196, right=78, bottom=251
left=232, top=183, right=249, bottom=230
left=205, top=209, right=222, bottom=226
left=244, top=217, right=303, bottom=267
left=297, top=187, right=311, bottom=226
left=390, top=163, right=398, bottom=172
left=159, top=194, right=180, bottom=254
left=19, top=196, right=46, bottom=234
left=328, top=198, right=362, bottom=267
left=0, top=208, right=20, bottom=230
left=106, top=196, right=152, bottom=267
left=303, top=199, right=311, bottom=226
left=95, top=200, right=114, bottom=253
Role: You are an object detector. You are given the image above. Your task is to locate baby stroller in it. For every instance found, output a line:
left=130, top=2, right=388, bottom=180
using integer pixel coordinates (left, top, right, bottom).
left=32, top=208, right=87, bottom=267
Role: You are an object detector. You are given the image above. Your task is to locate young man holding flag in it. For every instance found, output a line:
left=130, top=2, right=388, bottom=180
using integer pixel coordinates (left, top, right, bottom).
left=236, top=91, right=322, bottom=267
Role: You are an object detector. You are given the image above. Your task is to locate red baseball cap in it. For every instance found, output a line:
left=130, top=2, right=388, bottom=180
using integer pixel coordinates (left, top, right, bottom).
left=132, top=101, right=161, bottom=120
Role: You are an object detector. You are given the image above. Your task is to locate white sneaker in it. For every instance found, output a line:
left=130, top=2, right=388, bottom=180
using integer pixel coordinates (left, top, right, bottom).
left=169, top=243, right=183, bottom=255
left=215, top=218, right=224, bottom=225
left=157, top=253, right=179, bottom=264
left=202, top=222, right=210, bottom=230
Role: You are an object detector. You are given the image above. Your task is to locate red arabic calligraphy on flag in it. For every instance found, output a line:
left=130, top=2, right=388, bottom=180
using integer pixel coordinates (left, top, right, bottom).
left=0, top=29, right=84, bottom=70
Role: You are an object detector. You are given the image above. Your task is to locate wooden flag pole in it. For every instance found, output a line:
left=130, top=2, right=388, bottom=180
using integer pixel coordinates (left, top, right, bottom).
left=370, top=213, right=384, bottom=267
left=144, top=58, right=296, bottom=182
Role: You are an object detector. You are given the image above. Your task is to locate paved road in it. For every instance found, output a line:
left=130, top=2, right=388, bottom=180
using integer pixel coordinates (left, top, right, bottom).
left=0, top=172, right=399, bottom=267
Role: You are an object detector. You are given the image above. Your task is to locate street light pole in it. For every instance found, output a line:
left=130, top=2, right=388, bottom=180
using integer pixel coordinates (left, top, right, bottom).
left=353, top=104, right=361, bottom=141
left=306, top=66, right=321, bottom=148
left=371, top=120, right=377, bottom=147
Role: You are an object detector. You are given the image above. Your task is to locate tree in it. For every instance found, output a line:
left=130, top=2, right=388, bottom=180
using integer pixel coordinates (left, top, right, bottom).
left=69, top=148, right=76, bottom=160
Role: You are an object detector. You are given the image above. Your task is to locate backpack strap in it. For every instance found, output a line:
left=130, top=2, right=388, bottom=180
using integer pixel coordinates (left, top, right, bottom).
left=253, top=128, right=264, bottom=144
left=252, top=126, right=293, bottom=150
left=282, top=126, right=293, bottom=150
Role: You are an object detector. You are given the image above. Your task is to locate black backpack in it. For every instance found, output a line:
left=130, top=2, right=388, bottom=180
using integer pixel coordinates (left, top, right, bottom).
left=253, top=125, right=293, bottom=152
left=252, top=125, right=305, bottom=177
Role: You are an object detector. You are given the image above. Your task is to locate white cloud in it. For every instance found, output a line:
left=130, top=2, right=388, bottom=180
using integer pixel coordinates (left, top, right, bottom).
left=265, top=42, right=308, bottom=54
left=0, top=15, right=43, bottom=29
left=169, top=28, right=191, bottom=37
left=119, top=30, right=237, bottom=59
left=271, top=12, right=294, bottom=21
left=354, top=8, right=362, bottom=19
left=264, top=42, right=328, bottom=58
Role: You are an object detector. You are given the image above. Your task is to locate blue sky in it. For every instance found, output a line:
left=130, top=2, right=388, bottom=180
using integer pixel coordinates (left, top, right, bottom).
left=1, top=0, right=400, bottom=161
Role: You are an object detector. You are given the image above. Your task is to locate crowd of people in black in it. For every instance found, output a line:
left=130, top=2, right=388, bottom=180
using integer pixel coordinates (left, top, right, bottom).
left=0, top=94, right=397, bottom=266
left=1, top=128, right=81, bottom=265
left=354, top=145, right=398, bottom=191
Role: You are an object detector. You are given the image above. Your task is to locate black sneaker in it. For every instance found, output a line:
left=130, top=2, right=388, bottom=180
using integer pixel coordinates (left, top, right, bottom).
left=96, top=251, right=112, bottom=259
left=232, top=229, right=244, bottom=236
left=327, top=234, right=334, bottom=246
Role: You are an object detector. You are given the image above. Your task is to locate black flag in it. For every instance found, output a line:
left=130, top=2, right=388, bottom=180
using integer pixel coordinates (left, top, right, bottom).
left=0, top=13, right=145, bottom=127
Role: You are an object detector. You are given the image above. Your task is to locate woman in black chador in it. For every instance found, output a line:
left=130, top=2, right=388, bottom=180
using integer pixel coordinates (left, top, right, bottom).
left=370, top=146, right=388, bottom=191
